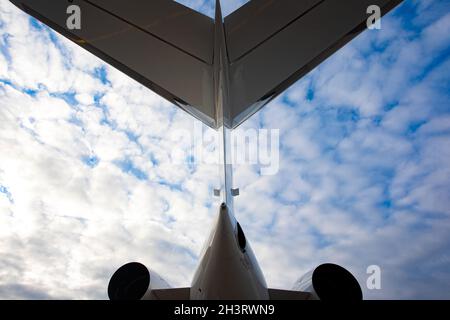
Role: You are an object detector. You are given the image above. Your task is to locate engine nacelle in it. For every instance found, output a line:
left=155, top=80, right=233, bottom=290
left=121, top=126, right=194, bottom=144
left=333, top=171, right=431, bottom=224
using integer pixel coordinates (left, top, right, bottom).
left=108, top=262, right=170, bottom=300
left=293, top=263, right=363, bottom=300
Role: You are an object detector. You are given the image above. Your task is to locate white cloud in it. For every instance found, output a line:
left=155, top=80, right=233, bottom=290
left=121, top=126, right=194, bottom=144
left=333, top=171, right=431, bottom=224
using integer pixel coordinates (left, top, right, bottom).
left=0, top=0, right=449, bottom=300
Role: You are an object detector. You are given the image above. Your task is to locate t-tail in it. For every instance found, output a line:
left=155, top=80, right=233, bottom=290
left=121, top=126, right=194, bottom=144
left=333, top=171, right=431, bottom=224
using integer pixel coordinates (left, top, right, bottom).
left=9, top=0, right=404, bottom=300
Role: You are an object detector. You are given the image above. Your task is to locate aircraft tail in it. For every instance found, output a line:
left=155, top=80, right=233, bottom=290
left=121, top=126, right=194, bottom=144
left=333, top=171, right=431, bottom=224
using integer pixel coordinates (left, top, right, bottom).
left=10, top=0, right=403, bottom=129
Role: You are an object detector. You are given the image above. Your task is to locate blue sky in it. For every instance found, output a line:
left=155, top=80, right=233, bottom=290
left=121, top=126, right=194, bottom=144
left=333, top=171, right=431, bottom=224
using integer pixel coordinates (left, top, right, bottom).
left=0, top=0, right=449, bottom=299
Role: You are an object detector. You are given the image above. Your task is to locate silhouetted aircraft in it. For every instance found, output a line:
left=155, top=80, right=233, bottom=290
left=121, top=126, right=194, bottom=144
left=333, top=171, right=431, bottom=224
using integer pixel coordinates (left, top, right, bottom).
left=10, top=0, right=402, bottom=300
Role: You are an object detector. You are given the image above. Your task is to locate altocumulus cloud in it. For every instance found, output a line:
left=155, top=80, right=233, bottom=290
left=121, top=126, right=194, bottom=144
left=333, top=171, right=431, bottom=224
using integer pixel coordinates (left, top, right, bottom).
left=0, top=0, right=449, bottom=299
left=0, top=0, right=223, bottom=299
left=232, top=0, right=450, bottom=299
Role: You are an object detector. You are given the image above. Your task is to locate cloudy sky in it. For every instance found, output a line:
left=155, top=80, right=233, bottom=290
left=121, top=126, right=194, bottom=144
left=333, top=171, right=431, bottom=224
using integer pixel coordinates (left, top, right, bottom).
left=0, top=0, right=449, bottom=299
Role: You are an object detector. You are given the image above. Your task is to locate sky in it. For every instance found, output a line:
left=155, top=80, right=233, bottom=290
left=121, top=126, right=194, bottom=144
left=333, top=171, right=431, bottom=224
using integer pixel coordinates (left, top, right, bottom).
left=0, top=0, right=449, bottom=299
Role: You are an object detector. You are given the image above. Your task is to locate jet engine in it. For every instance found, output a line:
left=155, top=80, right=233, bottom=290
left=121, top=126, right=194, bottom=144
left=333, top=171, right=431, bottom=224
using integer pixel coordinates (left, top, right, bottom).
left=293, top=263, right=363, bottom=300
left=108, top=262, right=170, bottom=300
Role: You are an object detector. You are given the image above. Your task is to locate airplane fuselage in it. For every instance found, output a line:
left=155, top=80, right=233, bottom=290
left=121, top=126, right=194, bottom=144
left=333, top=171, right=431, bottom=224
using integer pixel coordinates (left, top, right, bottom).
left=190, top=203, right=269, bottom=299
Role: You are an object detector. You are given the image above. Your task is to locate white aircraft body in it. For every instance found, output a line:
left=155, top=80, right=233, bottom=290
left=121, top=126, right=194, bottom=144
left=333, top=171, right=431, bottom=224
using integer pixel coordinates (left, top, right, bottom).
left=9, top=0, right=403, bottom=300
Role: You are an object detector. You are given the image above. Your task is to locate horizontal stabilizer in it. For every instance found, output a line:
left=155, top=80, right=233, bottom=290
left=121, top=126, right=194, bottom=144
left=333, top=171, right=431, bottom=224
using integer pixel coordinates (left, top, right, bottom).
left=224, top=0, right=403, bottom=127
left=10, top=0, right=217, bottom=127
left=10, top=0, right=404, bottom=129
